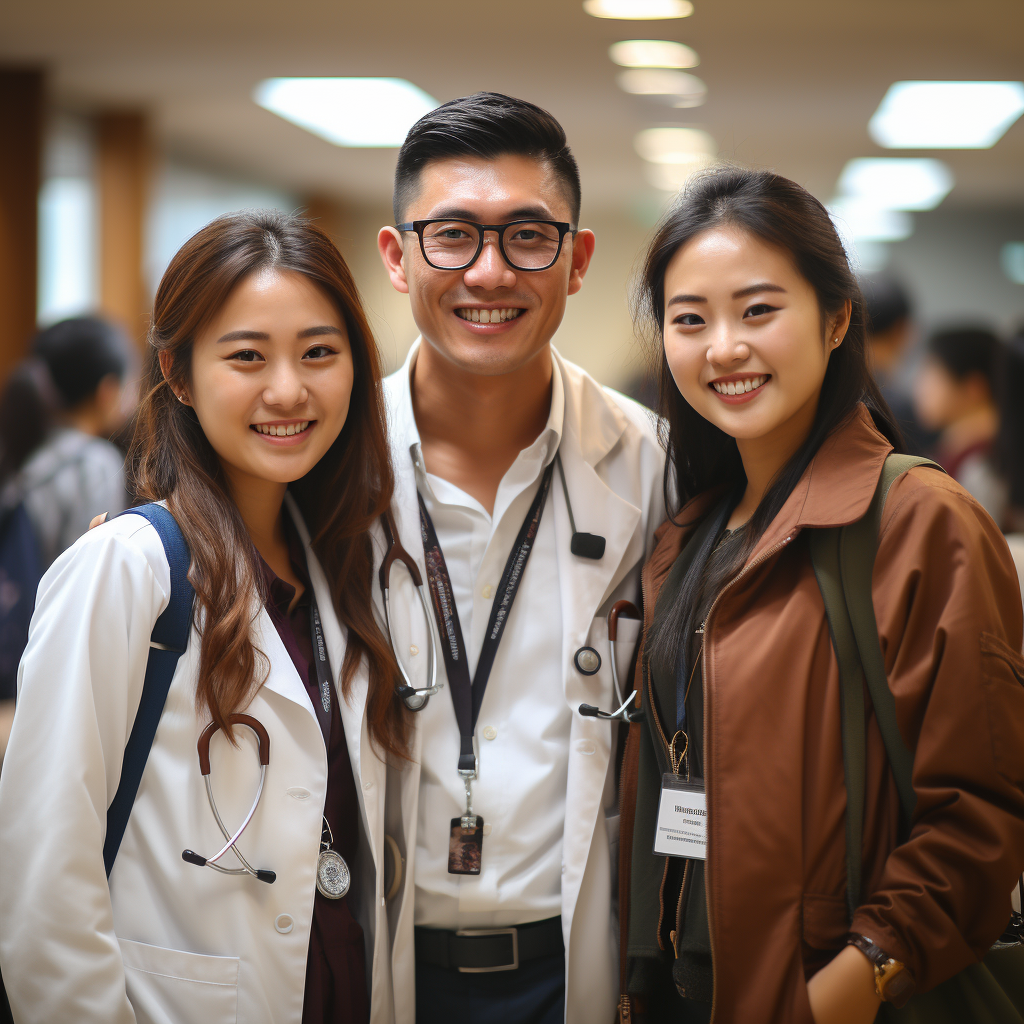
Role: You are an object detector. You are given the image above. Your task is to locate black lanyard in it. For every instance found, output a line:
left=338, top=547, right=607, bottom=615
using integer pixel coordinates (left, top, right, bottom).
left=308, top=593, right=334, bottom=745
left=417, top=462, right=555, bottom=775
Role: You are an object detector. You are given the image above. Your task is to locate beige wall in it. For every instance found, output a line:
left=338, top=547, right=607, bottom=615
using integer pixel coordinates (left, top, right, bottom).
left=335, top=204, right=656, bottom=393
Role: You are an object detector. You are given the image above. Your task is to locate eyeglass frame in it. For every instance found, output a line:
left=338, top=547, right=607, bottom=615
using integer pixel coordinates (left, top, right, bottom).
left=395, top=219, right=577, bottom=272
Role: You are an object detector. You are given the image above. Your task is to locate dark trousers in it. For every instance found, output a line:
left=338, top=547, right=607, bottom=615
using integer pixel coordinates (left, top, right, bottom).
left=415, top=951, right=565, bottom=1024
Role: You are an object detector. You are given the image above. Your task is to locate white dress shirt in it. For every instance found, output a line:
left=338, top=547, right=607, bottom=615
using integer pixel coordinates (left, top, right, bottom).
left=400, top=355, right=572, bottom=929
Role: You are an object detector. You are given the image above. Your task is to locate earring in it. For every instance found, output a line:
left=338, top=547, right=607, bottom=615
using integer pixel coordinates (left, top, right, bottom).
left=177, top=393, right=188, bottom=404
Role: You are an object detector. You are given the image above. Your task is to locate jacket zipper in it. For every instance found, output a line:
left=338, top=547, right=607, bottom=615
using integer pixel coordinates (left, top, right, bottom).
left=700, top=532, right=796, bottom=1023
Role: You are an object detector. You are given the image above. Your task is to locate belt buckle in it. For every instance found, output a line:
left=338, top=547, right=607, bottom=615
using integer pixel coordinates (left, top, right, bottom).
left=455, top=927, right=519, bottom=973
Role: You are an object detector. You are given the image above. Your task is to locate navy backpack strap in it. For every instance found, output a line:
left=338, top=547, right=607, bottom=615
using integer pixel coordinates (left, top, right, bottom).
left=103, top=504, right=195, bottom=877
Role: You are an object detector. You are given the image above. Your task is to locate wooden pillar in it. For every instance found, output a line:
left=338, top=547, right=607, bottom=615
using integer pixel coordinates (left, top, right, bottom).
left=0, top=69, right=44, bottom=382
left=97, top=111, right=151, bottom=345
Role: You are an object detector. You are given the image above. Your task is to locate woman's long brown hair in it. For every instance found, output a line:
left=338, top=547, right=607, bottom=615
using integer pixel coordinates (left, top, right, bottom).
left=130, top=210, right=408, bottom=760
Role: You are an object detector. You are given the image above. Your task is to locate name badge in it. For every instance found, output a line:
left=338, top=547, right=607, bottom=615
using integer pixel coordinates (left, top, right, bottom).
left=653, top=774, right=707, bottom=859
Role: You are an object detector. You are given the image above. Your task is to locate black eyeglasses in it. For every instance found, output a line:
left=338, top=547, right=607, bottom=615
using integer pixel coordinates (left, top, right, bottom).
left=395, top=219, right=575, bottom=272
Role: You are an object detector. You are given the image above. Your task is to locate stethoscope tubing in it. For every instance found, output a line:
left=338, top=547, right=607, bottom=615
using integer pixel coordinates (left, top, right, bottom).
left=383, top=570, right=442, bottom=711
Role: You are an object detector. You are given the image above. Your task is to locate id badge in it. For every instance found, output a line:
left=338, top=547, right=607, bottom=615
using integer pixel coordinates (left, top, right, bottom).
left=448, top=816, right=484, bottom=875
left=653, top=774, right=707, bottom=859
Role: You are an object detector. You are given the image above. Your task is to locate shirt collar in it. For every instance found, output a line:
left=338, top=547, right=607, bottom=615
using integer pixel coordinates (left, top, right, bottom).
left=397, top=337, right=565, bottom=497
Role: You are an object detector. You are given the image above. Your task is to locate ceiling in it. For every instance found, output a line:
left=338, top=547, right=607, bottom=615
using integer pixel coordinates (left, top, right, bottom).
left=3, top=0, right=1023, bottom=214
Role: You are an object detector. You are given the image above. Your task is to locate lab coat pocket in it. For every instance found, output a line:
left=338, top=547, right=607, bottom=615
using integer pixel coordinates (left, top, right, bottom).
left=586, top=613, right=641, bottom=699
left=119, top=935, right=239, bottom=1024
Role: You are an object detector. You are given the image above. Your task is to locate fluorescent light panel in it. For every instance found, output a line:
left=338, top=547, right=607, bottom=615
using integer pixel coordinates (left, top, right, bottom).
left=609, top=39, right=699, bottom=68
left=584, top=0, right=693, bottom=19
left=869, top=81, right=1024, bottom=149
left=828, top=199, right=913, bottom=242
left=635, top=127, right=716, bottom=163
left=618, top=69, right=706, bottom=107
left=254, top=78, right=438, bottom=148
left=838, top=158, right=953, bottom=211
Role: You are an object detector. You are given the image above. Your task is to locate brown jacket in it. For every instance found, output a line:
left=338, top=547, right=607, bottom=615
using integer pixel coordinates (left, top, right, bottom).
left=618, top=405, right=1024, bottom=1023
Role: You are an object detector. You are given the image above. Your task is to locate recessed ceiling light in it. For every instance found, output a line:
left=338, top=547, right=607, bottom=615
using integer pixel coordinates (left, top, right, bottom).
left=584, top=0, right=693, bottom=19
left=254, top=78, right=438, bottom=147
left=609, top=39, right=699, bottom=68
left=645, top=158, right=713, bottom=191
left=869, top=81, right=1024, bottom=149
left=828, top=199, right=913, bottom=242
left=635, top=127, right=716, bottom=164
left=618, top=70, right=706, bottom=107
left=838, top=158, right=953, bottom=211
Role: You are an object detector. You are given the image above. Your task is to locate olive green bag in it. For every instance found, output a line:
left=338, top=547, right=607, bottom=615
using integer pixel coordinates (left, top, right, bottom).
left=809, top=453, right=1024, bottom=1023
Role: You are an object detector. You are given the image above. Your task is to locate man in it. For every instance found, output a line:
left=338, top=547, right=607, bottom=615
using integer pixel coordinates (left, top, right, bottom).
left=859, top=272, right=933, bottom=454
left=374, top=93, right=665, bottom=1024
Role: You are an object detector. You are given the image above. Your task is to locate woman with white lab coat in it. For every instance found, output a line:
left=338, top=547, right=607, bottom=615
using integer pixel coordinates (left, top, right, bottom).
left=0, top=210, right=408, bottom=1024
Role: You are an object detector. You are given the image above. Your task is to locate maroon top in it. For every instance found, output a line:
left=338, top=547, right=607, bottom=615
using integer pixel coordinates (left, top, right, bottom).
left=261, top=526, right=370, bottom=1024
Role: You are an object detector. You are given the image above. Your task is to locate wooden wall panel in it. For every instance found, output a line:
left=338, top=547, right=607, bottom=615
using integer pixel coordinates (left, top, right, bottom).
left=0, top=69, right=44, bottom=382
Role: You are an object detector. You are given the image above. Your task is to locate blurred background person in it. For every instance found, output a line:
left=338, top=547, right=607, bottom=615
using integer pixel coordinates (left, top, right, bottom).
left=0, top=315, right=132, bottom=763
left=860, top=272, right=934, bottom=455
left=912, top=324, right=1005, bottom=524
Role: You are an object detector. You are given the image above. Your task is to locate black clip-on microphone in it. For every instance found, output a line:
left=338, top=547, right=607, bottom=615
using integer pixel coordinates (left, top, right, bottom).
left=555, top=453, right=606, bottom=560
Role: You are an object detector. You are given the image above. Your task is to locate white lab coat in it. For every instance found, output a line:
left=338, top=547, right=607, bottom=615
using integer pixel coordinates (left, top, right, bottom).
left=377, top=344, right=666, bottom=1024
left=0, top=496, right=396, bottom=1024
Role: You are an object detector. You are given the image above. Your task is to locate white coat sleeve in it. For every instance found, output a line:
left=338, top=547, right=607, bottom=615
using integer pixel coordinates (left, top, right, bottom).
left=0, top=518, right=169, bottom=1024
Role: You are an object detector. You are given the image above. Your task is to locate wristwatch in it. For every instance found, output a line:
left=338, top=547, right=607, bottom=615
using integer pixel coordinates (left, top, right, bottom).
left=847, top=934, right=915, bottom=1007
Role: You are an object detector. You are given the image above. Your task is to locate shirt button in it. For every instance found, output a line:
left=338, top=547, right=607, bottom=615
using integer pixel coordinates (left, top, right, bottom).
left=576, top=739, right=597, bottom=755
left=409, top=644, right=419, bottom=656
left=286, top=787, right=311, bottom=800
left=363, top=780, right=374, bottom=790
left=482, top=726, right=497, bottom=741
left=481, top=584, right=493, bottom=599
left=275, top=914, right=294, bottom=934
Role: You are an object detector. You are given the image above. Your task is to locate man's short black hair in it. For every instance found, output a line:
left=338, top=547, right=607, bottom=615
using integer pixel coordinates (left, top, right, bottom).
left=859, top=272, right=913, bottom=336
left=927, top=324, right=1000, bottom=386
left=393, top=92, right=582, bottom=226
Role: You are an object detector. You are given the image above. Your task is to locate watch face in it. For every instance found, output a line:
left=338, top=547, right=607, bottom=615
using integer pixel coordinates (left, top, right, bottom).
left=879, top=962, right=915, bottom=1007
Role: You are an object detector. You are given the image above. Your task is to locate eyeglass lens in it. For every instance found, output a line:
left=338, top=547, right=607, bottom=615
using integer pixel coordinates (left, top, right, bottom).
left=421, top=221, right=563, bottom=270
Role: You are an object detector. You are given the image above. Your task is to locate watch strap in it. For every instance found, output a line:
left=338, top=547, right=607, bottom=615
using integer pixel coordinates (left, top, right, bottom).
left=847, top=933, right=915, bottom=1007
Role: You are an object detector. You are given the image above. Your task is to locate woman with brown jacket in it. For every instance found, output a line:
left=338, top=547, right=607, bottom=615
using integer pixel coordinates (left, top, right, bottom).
left=617, top=168, right=1024, bottom=1024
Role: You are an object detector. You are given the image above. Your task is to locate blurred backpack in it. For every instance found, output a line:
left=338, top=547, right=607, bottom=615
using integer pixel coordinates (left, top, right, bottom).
left=0, top=488, right=43, bottom=701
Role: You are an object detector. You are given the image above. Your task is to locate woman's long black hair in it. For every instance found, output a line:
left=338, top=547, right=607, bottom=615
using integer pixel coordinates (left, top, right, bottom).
left=636, top=166, right=904, bottom=670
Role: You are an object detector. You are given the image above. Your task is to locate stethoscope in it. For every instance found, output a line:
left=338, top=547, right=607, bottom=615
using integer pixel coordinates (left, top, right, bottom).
left=182, top=714, right=277, bottom=883
left=181, top=713, right=353, bottom=898
left=379, top=455, right=612, bottom=712
left=379, top=510, right=442, bottom=711
left=577, top=600, right=645, bottom=724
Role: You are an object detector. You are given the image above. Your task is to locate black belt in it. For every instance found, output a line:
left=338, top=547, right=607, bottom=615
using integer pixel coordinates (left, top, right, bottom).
left=415, top=916, right=564, bottom=973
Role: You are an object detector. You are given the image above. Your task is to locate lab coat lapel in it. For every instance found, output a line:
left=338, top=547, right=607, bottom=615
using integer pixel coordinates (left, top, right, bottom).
left=552, top=354, right=644, bottom=928
left=283, top=495, right=385, bottom=861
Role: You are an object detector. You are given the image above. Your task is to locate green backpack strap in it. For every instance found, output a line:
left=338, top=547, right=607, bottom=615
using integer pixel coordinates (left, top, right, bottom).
left=808, top=453, right=944, bottom=918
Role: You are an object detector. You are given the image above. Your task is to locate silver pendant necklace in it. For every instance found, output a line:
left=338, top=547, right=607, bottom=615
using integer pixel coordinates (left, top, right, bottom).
left=316, top=816, right=350, bottom=899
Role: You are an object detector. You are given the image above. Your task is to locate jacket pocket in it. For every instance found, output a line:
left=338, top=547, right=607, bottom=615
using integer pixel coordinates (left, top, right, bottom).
left=119, top=936, right=239, bottom=1024
left=801, top=893, right=848, bottom=951
left=980, top=631, right=1024, bottom=787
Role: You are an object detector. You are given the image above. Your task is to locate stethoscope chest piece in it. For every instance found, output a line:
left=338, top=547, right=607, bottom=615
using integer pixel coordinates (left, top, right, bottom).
left=574, top=646, right=602, bottom=675
left=316, top=817, right=351, bottom=899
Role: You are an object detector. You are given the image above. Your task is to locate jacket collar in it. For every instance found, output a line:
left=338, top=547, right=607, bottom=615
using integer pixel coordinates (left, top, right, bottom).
left=645, top=404, right=893, bottom=614
left=751, top=403, right=892, bottom=559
